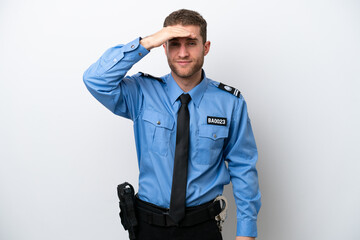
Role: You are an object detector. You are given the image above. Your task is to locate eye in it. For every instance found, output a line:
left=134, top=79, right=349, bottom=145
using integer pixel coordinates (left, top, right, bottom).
left=188, top=41, right=197, bottom=46
left=169, top=42, right=180, bottom=47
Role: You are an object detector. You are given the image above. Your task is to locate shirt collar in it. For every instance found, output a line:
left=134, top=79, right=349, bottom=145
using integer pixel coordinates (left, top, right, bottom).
left=165, top=70, right=208, bottom=107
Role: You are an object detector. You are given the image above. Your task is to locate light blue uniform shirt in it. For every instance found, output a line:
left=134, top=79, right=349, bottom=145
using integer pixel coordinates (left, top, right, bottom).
left=83, top=37, right=261, bottom=237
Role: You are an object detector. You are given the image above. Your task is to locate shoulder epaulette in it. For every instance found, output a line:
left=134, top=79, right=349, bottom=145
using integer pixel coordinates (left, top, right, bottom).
left=218, top=82, right=241, bottom=98
left=139, top=72, right=164, bottom=83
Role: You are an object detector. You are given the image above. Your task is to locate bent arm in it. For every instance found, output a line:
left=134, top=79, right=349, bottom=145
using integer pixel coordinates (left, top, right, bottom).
left=83, top=26, right=197, bottom=119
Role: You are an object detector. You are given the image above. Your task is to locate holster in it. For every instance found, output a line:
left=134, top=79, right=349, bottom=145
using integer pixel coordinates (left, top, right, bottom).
left=117, top=182, right=137, bottom=240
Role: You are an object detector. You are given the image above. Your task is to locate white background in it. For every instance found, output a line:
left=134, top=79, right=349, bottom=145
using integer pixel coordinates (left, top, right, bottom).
left=1, top=0, right=359, bottom=239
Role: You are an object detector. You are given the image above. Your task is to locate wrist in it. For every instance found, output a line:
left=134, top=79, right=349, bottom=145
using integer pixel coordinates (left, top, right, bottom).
left=140, top=36, right=153, bottom=50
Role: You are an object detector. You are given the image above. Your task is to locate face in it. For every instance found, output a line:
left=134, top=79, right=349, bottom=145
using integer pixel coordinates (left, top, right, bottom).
left=163, top=25, right=210, bottom=80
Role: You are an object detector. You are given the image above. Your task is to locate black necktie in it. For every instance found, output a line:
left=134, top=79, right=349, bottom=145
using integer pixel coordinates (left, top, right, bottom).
left=169, top=93, right=191, bottom=224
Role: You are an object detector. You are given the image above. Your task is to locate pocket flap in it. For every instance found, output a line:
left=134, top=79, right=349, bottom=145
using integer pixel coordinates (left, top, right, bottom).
left=199, top=125, right=229, bottom=140
left=142, top=110, right=174, bottom=130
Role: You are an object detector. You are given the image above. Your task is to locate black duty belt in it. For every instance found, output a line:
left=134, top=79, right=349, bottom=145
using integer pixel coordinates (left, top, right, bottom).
left=135, top=196, right=222, bottom=227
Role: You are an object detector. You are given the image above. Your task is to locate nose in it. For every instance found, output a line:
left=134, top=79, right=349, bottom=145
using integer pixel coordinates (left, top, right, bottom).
left=178, top=44, right=189, bottom=58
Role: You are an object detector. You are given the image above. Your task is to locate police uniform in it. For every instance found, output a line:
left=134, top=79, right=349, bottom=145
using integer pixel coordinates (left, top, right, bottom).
left=83, top=37, right=261, bottom=238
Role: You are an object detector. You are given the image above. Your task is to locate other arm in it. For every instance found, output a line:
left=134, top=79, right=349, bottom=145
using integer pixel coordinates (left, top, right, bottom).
left=223, top=97, right=261, bottom=238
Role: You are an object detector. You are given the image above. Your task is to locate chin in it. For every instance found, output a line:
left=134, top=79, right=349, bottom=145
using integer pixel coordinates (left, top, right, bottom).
left=168, top=61, right=202, bottom=79
left=175, top=71, right=195, bottom=79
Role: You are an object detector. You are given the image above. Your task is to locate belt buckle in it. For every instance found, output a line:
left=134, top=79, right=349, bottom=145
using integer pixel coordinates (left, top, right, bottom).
left=214, top=196, right=228, bottom=232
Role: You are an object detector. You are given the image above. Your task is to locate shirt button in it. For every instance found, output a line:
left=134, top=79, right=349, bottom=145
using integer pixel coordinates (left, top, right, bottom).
left=213, top=134, right=217, bottom=138
left=113, top=58, right=117, bottom=62
left=131, top=45, right=135, bottom=49
left=157, top=121, right=161, bottom=125
left=138, top=52, right=142, bottom=56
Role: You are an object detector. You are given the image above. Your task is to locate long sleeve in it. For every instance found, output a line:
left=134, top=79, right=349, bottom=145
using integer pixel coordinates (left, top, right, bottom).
left=83, top=37, right=149, bottom=120
left=223, top=96, right=261, bottom=237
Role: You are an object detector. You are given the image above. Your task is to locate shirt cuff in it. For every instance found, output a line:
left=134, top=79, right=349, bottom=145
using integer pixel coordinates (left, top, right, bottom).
left=236, top=219, right=258, bottom=237
left=121, top=37, right=150, bottom=61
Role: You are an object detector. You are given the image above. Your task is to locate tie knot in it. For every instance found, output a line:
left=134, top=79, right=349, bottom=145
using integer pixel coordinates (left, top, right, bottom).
left=179, top=94, right=191, bottom=105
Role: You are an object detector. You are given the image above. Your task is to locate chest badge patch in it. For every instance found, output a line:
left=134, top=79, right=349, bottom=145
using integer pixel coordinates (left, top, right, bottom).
left=207, top=116, right=227, bottom=126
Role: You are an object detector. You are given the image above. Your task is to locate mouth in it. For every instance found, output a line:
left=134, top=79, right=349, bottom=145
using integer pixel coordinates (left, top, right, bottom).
left=176, top=60, right=192, bottom=67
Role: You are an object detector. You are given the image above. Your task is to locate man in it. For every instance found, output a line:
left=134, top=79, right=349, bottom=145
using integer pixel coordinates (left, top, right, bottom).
left=83, top=9, right=261, bottom=240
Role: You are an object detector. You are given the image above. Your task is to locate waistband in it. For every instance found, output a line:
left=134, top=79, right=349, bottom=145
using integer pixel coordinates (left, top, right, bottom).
left=135, top=196, right=222, bottom=227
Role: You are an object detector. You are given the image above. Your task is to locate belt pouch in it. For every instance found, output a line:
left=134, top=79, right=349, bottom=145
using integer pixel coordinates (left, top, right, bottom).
left=117, top=182, right=138, bottom=240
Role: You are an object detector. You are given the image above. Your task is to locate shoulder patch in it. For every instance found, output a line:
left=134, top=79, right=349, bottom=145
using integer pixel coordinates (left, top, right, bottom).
left=218, top=82, right=241, bottom=98
left=139, top=72, right=164, bottom=83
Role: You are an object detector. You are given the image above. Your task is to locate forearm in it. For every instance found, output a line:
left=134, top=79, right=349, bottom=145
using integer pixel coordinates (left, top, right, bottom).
left=231, top=151, right=261, bottom=237
left=83, top=38, right=148, bottom=91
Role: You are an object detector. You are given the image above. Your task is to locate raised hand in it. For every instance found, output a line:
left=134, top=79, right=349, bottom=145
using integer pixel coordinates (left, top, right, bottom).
left=140, top=26, right=197, bottom=50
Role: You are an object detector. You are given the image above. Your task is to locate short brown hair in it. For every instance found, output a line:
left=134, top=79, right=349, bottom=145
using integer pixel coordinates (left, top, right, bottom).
left=163, top=9, right=207, bottom=43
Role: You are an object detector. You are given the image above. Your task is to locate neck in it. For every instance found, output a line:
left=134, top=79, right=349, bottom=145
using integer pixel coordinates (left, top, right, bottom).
left=171, top=70, right=203, bottom=92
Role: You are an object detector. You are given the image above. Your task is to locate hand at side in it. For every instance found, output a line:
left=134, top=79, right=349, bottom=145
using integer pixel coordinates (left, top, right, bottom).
left=235, top=237, right=255, bottom=240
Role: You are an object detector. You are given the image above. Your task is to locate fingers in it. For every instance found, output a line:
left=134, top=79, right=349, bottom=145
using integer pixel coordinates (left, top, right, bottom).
left=164, top=26, right=196, bottom=40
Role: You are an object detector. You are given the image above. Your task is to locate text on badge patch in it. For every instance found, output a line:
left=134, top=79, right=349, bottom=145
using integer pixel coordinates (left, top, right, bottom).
left=207, top=116, right=227, bottom=126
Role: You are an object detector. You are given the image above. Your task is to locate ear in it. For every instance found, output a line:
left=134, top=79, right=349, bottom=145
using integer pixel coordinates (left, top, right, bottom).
left=163, top=43, right=167, bottom=55
left=204, top=41, right=211, bottom=56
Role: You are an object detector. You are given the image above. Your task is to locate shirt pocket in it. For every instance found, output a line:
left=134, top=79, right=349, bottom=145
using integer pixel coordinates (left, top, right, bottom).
left=142, top=109, right=174, bottom=157
left=196, top=125, right=229, bottom=165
